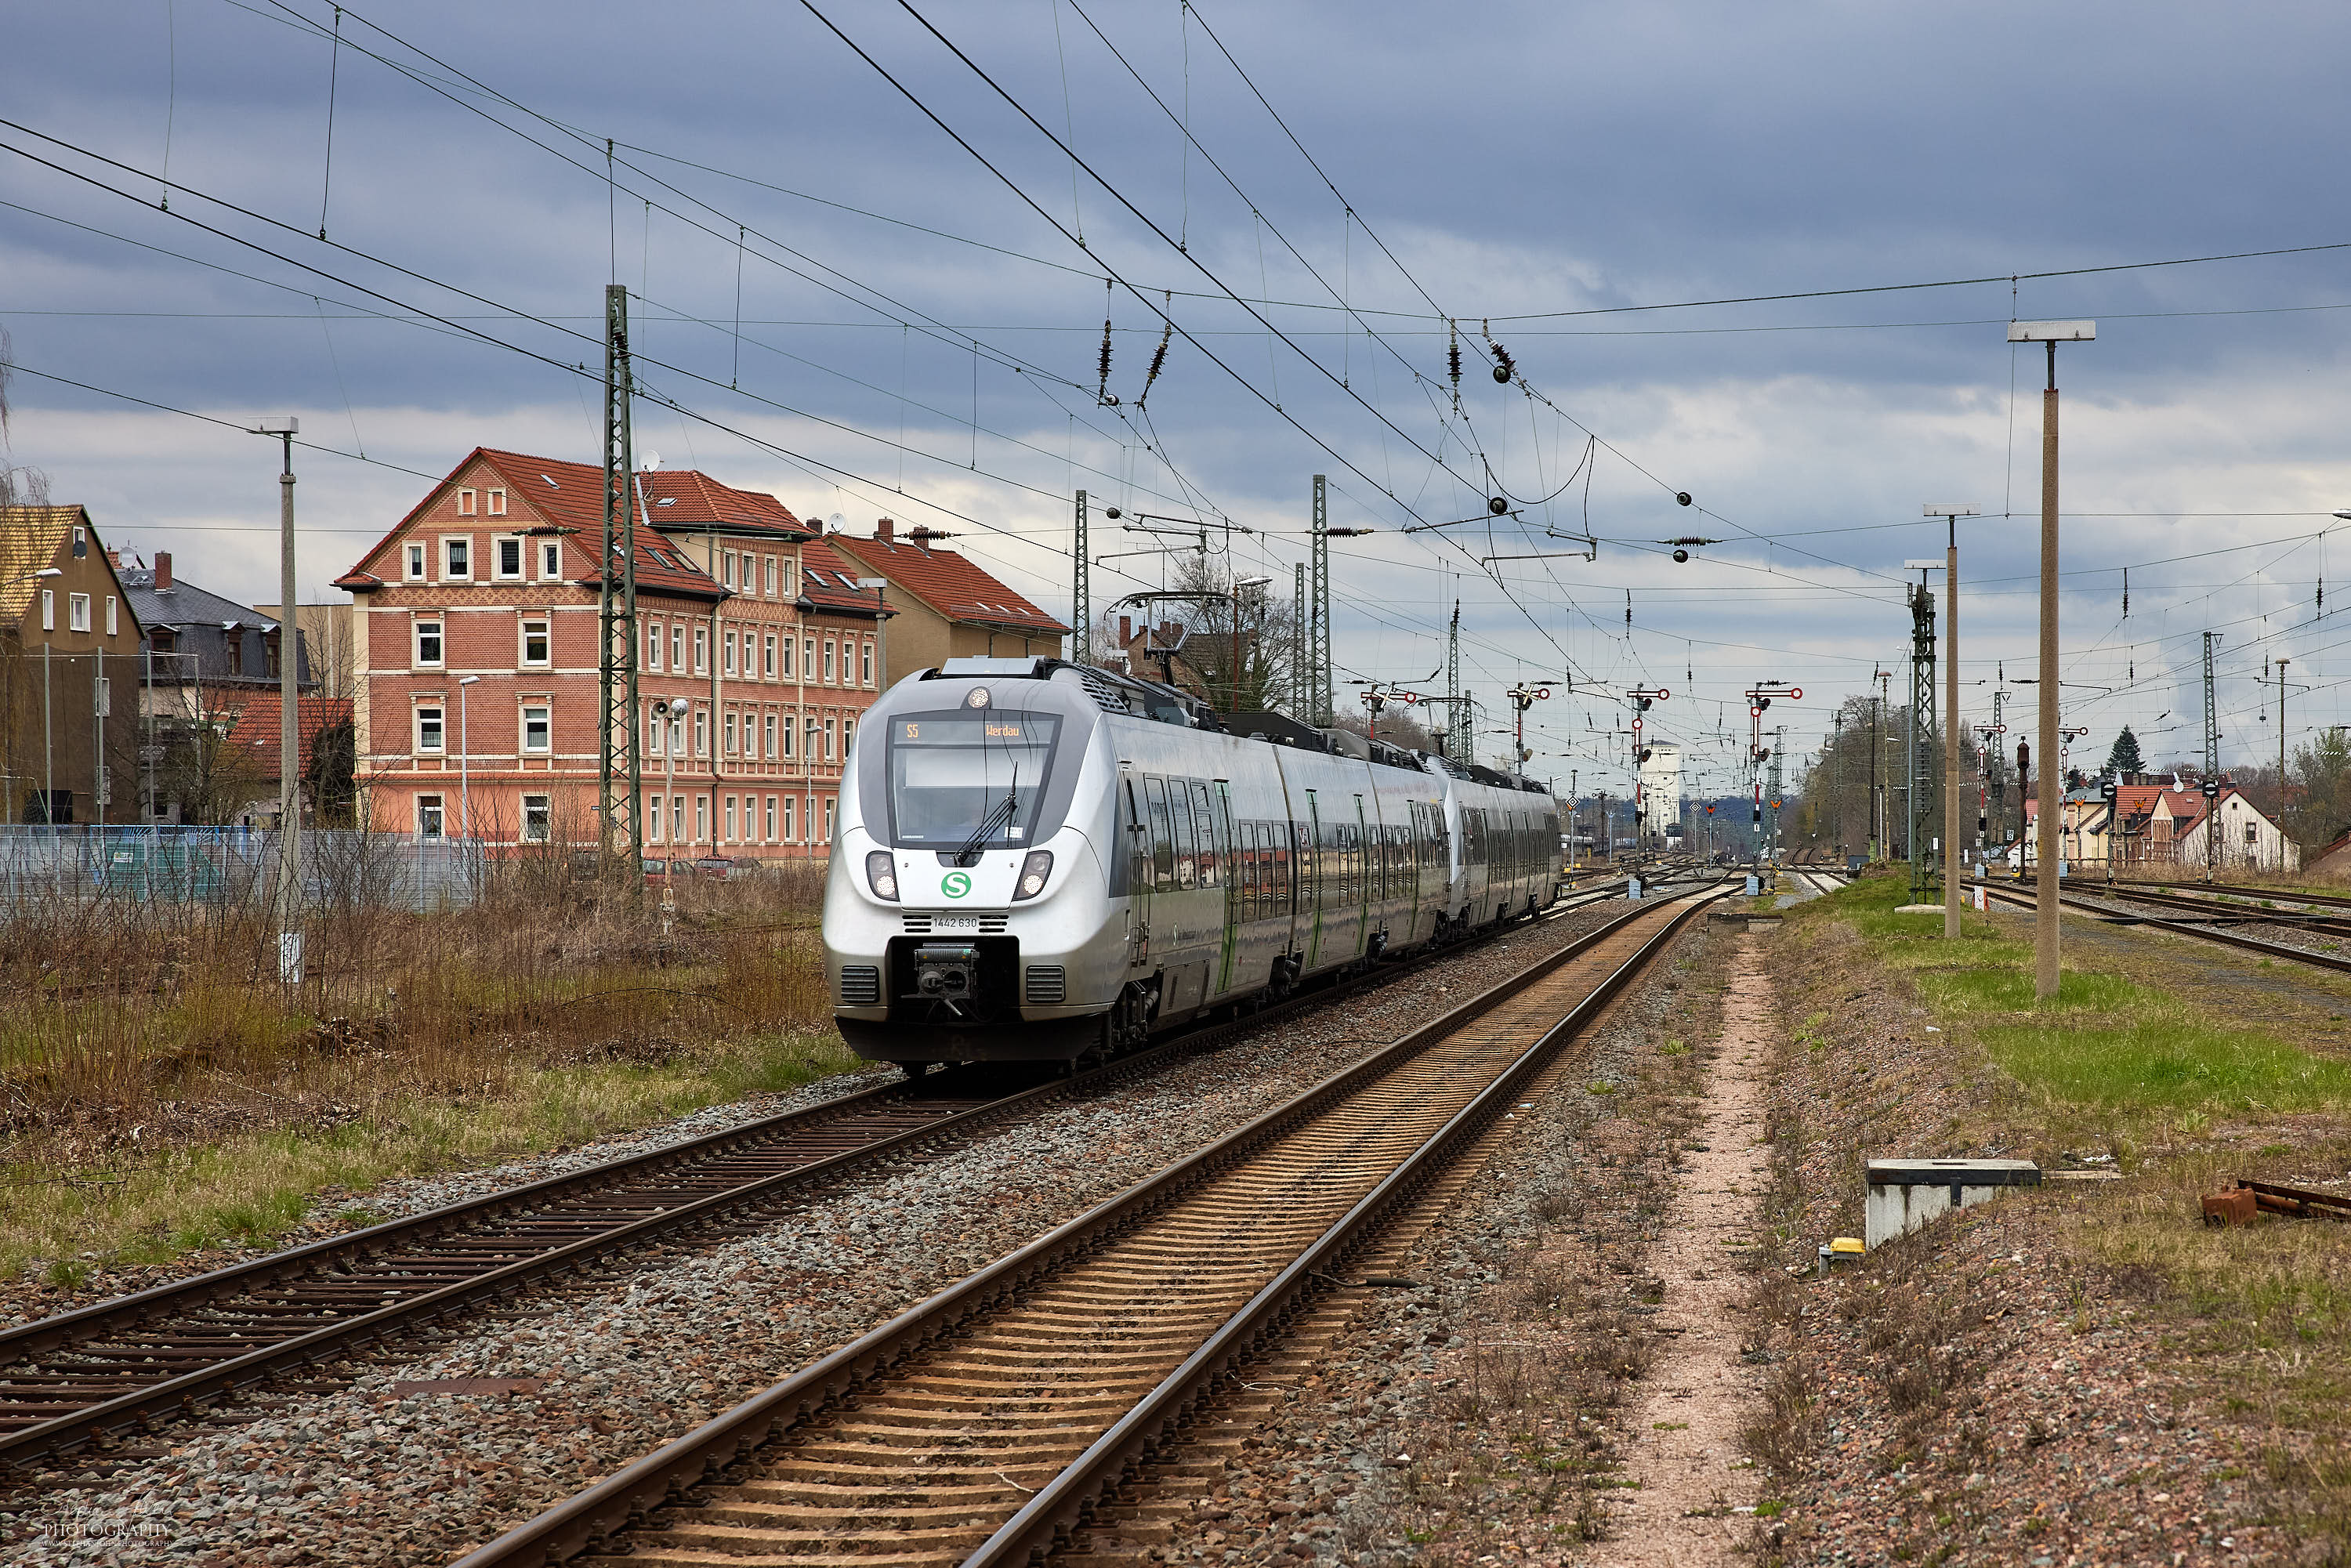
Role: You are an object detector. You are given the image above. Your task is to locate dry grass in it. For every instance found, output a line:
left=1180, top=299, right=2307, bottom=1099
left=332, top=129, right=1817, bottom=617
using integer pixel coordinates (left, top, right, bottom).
left=0, top=858, right=848, bottom=1285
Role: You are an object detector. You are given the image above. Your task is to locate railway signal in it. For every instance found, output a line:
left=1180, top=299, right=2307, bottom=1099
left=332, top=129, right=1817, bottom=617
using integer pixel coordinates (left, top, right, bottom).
left=1505, top=681, right=1558, bottom=765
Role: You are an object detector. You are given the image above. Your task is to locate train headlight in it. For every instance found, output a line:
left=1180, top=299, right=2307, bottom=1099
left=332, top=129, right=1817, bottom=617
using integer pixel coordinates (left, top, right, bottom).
left=1012, top=849, right=1054, bottom=901
left=865, top=849, right=899, bottom=902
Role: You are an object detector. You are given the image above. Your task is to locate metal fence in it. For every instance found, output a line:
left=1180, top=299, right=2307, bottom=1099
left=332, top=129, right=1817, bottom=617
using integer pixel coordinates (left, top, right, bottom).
left=0, top=825, right=484, bottom=911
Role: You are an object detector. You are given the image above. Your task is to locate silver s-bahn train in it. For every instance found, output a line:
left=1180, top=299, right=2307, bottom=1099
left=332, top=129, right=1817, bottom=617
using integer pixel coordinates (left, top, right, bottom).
left=822, top=657, right=1566, bottom=1066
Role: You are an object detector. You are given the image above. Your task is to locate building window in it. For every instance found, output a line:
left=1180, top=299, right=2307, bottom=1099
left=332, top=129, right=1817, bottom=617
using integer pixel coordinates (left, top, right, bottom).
left=723, top=628, right=737, bottom=676
left=805, top=715, right=818, bottom=760
left=672, top=794, right=685, bottom=842
left=725, top=795, right=738, bottom=842
left=645, top=621, right=663, bottom=670
left=646, top=704, right=665, bottom=756
left=521, top=618, right=550, bottom=666
left=723, top=550, right=738, bottom=588
left=693, top=626, right=708, bottom=674
left=496, top=537, right=524, bottom=580
left=151, top=627, right=177, bottom=657
left=522, top=704, right=551, bottom=754
left=824, top=716, right=836, bottom=762
left=263, top=630, right=282, bottom=677
left=802, top=638, right=814, bottom=679
left=443, top=537, right=472, bottom=581
left=671, top=625, right=685, bottom=671
left=824, top=795, right=835, bottom=840
left=69, top=593, right=90, bottom=633
left=416, top=706, right=445, bottom=754
left=843, top=718, right=855, bottom=758
left=781, top=636, right=794, bottom=679
left=764, top=795, right=777, bottom=840
left=783, top=795, right=796, bottom=841
left=694, top=708, right=708, bottom=757
left=406, top=543, right=427, bottom=581
left=540, top=541, right=563, bottom=580
left=106, top=596, right=118, bottom=637
left=861, top=641, right=873, bottom=686
left=414, top=618, right=444, bottom=667
left=694, top=795, right=708, bottom=842
left=458, top=487, right=476, bottom=516
left=669, top=709, right=685, bottom=756
left=824, top=640, right=836, bottom=683
left=724, top=710, right=739, bottom=755
left=417, top=793, right=446, bottom=838
left=226, top=636, right=245, bottom=676
left=648, top=793, right=665, bottom=843
left=764, top=556, right=777, bottom=596
left=39, top=589, right=52, bottom=632
left=2246, top=821, right=2259, bottom=846
left=521, top=794, right=552, bottom=842
left=763, top=632, right=777, bottom=679
left=763, top=712, right=777, bottom=759
left=781, top=711, right=795, bottom=758
left=487, top=487, right=506, bottom=516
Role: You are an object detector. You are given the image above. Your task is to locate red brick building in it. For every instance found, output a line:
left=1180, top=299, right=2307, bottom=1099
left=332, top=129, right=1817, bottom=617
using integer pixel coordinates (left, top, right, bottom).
left=335, top=448, right=882, bottom=860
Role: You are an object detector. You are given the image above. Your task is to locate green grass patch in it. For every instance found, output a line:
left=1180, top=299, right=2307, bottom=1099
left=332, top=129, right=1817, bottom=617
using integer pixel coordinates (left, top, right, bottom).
left=1982, top=1016, right=2351, bottom=1113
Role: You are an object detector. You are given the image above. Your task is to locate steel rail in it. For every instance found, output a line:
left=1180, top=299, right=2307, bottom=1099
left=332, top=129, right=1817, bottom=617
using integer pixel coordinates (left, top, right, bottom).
left=447, top=883, right=1726, bottom=1568
left=0, top=876, right=1661, bottom=1473
left=1981, top=882, right=2351, bottom=975
left=966, top=889, right=1722, bottom=1566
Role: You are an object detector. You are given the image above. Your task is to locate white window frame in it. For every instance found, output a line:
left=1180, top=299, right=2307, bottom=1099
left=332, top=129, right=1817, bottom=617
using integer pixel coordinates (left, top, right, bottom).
left=783, top=795, right=796, bottom=842
left=694, top=795, right=708, bottom=843
left=764, top=556, right=777, bottom=596
left=824, top=640, right=836, bottom=683
left=780, top=636, right=794, bottom=679
left=646, top=703, right=665, bottom=757
left=765, top=795, right=777, bottom=841
left=645, top=621, right=664, bottom=670
left=413, top=617, right=444, bottom=668
left=458, top=487, right=477, bottom=516
left=694, top=708, right=709, bottom=757
left=781, top=711, right=795, bottom=758
left=441, top=536, right=473, bottom=581
left=521, top=793, right=552, bottom=843
left=494, top=535, right=525, bottom=581
left=415, top=704, right=446, bottom=754
left=68, top=593, right=90, bottom=633
left=723, top=549, right=738, bottom=588
left=521, top=617, right=550, bottom=667
left=106, top=596, right=118, bottom=637
left=723, top=628, right=737, bottom=676
left=487, top=487, right=507, bottom=517
left=725, top=795, right=738, bottom=842
left=693, top=626, right=708, bottom=674
left=763, top=632, right=777, bottom=679
left=648, top=793, right=665, bottom=843
left=417, top=793, right=446, bottom=838
left=539, top=540, right=563, bottom=581
left=39, top=589, right=53, bottom=632
left=764, top=712, right=777, bottom=759
left=520, top=704, right=552, bottom=755
left=724, top=710, right=739, bottom=755
left=861, top=641, right=874, bottom=686
left=824, top=795, right=835, bottom=840
left=671, top=625, right=685, bottom=671
left=824, top=715, right=836, bottom=762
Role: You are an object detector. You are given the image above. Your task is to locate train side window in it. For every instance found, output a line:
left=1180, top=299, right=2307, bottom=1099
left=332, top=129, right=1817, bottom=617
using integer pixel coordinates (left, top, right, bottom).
left=1247, top=820, right=1264, bottom=915
left=1169, top=781, right=1197, bottom=889
left=1145, top=777, right=1176, bottom=892
left=1192, top=782, right=1219, bottom=889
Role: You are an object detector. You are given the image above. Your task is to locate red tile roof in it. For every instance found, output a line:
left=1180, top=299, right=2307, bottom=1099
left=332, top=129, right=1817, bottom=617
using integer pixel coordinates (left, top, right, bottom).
left=833, top=533, right=1070, bottom=636
left=223, top=694, right=354, bottom=780
left=798, top=536, right=890, bottom=617
left=339, top=448, right=816, bottom=601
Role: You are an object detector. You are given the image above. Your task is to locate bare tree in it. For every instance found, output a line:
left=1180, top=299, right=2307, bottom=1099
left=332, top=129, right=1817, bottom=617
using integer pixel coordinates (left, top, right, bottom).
left=0, top=328, right=51, bottom=511
left=1154, top=553, right=1302, bottom=714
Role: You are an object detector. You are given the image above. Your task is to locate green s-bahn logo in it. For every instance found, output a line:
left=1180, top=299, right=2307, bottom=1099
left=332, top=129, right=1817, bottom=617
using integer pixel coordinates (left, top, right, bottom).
left=941, top=871, right=973, bottom=899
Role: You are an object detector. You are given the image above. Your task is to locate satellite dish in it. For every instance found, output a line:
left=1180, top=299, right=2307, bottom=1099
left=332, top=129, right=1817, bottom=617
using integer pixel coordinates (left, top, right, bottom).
left=828, top=512, right=848, bottom=534
left=640, top=450, right=662, bottom=472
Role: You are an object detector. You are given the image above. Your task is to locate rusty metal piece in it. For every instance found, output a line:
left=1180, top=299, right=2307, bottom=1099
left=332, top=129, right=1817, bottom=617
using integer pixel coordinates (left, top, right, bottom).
left=2201, top=1188, right=2258, bottom=1226
left=2243, top=1179, right=2351, bottom=1221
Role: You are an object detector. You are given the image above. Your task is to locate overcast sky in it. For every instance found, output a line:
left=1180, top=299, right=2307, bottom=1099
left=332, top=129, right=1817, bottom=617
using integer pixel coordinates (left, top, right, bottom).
left=7, top=1, right=2351, bottom=789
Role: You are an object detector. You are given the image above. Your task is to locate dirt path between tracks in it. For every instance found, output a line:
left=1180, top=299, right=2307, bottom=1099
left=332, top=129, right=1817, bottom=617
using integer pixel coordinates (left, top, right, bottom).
left=1596, top=938, right=1773, bottom=1566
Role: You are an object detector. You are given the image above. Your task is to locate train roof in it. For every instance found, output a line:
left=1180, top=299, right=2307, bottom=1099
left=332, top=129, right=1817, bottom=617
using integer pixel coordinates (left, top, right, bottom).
left=926, top=657, right=1554, bottom=798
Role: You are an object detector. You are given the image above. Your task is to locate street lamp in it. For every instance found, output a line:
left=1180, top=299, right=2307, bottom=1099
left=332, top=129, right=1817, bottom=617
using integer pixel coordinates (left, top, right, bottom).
left=457, top=675, right=480, bottom=848
left=1924, top=507, right=1977, bottom=938
left=2009, top=319, right=2095, bottom=1000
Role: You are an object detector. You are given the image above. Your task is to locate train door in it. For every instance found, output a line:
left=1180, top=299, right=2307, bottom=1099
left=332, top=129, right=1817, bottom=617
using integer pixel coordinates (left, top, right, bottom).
left=1120, top=773, right=1152, bottom=969
left=1214, top=780, right=1238, bottom=996
left=1353, top=794, right=1371, bottom=958
left=1303, top=789, right=1324, bottom=969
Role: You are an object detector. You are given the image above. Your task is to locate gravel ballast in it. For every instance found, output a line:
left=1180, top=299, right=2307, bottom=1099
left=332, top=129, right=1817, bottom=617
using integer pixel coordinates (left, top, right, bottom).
left=0, top=897, right=1643, bottom=1567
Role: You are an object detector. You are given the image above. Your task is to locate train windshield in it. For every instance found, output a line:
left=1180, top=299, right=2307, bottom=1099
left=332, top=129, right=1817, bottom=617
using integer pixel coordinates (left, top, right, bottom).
left=885, top=712, right=1064, bottom=851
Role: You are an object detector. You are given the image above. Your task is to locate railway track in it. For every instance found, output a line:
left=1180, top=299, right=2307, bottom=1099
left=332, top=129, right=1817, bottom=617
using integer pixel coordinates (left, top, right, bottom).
left=2013, top=875, right=2351, bottom=935
left=451, top=885, right=1726, bottom=1568
left=1980, top=879, right=2351, bottom=976
left=0, top=875, right=1684, bottom=1478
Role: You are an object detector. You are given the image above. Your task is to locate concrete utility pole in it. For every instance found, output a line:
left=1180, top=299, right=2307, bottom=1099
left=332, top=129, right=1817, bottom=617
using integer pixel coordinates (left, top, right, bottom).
left=1926, top=507, right=1976, bottom=937
left=2010, top=318, right=2094, bottom=1000
left=252, top=415, right=301, bottom=980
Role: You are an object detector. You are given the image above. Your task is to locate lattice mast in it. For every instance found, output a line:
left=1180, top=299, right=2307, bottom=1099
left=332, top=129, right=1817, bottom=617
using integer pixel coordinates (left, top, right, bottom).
left=598, top=284, right=643, bottom=865
left=1311, top=474, right=1332, bottom=724
left=1071, top=490, right=1090, bottom=665
left=1447, top=599, right=1463, bottom=766
left=1291, top=563, right=1308, bottom=716
left=1908, top=581, right=1938, bottom=896
left=2202, top=631, right=2221, bottom=777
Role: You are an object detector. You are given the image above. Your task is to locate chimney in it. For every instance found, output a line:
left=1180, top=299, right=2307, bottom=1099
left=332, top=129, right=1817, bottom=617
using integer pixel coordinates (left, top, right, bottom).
left=1118, top=614, right=1132, bottom=646
left=106, top=548, right=121, bottom=568
left=154, top=551, right=173, bottom=591
left=876, top=517, right=894, bottom=541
